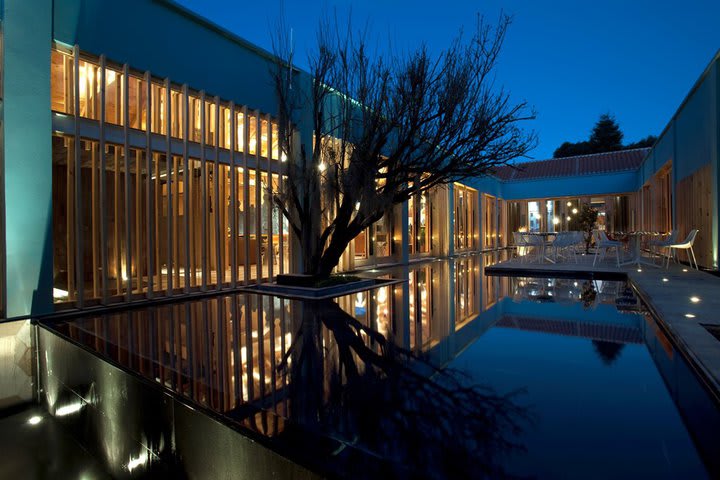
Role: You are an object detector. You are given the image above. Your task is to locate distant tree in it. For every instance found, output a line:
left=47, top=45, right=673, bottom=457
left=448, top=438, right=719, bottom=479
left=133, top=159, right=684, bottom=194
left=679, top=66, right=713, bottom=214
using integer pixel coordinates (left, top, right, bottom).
left=553, top=114, right=654, bottom=158
left=553, top=140, right=592, bottom=158
left=588, top=113, right=623, bottom=152
left=625, top=135, right=657, bottom=150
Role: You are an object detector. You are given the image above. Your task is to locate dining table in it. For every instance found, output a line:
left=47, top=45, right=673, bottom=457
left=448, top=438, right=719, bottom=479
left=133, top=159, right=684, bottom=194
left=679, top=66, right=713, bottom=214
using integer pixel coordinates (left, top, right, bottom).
left=523, top=231, right=558, bottom=264
left=614, top=231, right=665, bottom=268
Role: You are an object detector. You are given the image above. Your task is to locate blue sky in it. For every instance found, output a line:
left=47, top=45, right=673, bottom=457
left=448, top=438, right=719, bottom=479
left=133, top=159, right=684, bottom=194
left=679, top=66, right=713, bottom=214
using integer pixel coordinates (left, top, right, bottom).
left=177, top=0, right=720, bottom=160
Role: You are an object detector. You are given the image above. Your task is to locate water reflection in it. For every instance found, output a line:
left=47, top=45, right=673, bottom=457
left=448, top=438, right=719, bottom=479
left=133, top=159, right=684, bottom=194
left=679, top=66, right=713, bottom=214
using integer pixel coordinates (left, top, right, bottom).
left=45, top=253, right=719, bottom=478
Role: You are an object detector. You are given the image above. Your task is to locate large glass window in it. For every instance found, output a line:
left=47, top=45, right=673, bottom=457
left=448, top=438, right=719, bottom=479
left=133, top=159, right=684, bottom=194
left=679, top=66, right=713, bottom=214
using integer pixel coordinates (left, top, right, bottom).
left=51, top=49, right=74, bottom=114
left=454, top=184, right=478, bottom=251
left=49, top=47, right=291, bottom=307
left=170, top=88, right=184, bottom=139
left=78, top=59, right=102, bottom=120
left=128, top=75, right=147, bottom=130
left=150, top=82, right=166, bottom=135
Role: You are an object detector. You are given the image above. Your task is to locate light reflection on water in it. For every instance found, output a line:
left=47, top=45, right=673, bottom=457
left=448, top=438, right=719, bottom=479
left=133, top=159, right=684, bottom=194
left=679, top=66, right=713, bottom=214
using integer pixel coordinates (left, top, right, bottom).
left=47, top=253, right=719, bottom=478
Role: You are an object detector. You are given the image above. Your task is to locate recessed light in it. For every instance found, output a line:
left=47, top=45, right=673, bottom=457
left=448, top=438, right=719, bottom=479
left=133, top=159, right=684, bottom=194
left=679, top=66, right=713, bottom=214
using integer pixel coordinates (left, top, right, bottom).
left=685, top=313, right=696, bottom=319
left=27, top=416, right=42, bottom=426
left=690, top=296, right=700, bottom=303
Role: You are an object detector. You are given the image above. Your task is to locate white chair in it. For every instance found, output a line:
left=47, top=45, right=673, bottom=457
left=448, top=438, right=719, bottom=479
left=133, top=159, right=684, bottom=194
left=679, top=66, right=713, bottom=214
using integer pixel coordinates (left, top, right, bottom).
left=592, top=230, right=622, bottom=267
left=666, top=229, right=699, bottom=270
left=551, top=232, right=577, bottom=263
left=649, top=230, right=677, bottom=264
left=524, top=234, right=545, bottom=263
left=513, top=232, right=530, bottom=263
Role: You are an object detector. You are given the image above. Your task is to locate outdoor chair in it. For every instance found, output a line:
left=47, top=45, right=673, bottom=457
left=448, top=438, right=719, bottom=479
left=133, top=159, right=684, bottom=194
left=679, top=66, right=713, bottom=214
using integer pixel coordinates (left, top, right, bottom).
left=551, top=232, right=578, bottom=263
left=513, top=232, right=530, bottom=263
left=649, top=230, right=677, bottom=264
left=665, top=229, right=699, bottom=270
left=524, top=234, right=545, bottom=263
left=592, top=230, right=622, bottom=267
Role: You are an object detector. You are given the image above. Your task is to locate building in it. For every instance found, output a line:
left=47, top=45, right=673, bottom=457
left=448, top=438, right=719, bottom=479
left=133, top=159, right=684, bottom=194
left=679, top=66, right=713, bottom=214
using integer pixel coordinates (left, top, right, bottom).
left=1, top=0, right=720, bottom=408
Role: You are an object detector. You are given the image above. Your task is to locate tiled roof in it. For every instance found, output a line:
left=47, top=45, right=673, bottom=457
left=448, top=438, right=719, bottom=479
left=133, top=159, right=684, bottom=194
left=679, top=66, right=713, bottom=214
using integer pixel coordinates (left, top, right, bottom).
left=492, top=147, right=650, bottom=181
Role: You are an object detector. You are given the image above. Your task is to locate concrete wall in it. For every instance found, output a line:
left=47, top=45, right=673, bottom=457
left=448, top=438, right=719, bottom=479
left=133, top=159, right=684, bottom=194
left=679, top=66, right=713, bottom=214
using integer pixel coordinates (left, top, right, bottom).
left=3, top=0, right=53, bottom=318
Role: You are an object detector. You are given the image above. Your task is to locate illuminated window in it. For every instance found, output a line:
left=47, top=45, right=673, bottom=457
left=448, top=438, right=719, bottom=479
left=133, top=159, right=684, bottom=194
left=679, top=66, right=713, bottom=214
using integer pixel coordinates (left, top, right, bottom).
left=104, top=66, right=124, bottom=125
left=128, top=75, right=147, bottom=130
left=150, top=82, right=166, bottom=135
left=235, top=111, right=245, bottom=152
left=170, top=88, right=183, bottom=139
left=78, top=59, right=101, bottom=119
left=248, top=115, right=257, bottom=155
left=51, top=49, right=74, bottom=114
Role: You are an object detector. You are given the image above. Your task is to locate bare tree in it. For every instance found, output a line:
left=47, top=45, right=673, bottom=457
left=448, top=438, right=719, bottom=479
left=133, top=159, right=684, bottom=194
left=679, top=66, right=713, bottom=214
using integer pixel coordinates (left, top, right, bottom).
left=272, top=14, right=536, bottom=278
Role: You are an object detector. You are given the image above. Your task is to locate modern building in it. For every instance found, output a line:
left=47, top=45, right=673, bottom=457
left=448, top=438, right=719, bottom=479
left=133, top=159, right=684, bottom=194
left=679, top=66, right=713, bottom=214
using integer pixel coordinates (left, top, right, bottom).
left=1, top=0, right=719, bottom=406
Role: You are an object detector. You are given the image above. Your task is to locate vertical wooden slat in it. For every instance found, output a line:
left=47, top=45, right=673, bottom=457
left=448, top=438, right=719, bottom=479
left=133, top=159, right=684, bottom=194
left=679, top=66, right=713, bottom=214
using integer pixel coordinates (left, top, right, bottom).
left=123, top=64, right=132, bottom=300
left=114, top=147, right=121, bottom=295
left=99, top=55, right=108, bottom=303
left=165, top=78, right=173, bottom=296
left=254, top=112, right=261, bottom=282
left=230, top=103, right=237, bottom=288
left=145, top=72, right=155, bottom=297
left=91, top=142, right=99, bottom=298
left=200, top=91, right=207, bottom=291
left=243, top=106, right=250, bottom=285
left=135, top=150, right=142, bottom=294
left=66, top=138, right=75, bottom=300
left=73, top=45, right=84, bottom=308
left=182, top=85, right=191, bottom=292
left=173, top=155, right=180, bottom=289
left=214, top=97, right=222, bottom=289
left=266, top=115, right=274, bottom=281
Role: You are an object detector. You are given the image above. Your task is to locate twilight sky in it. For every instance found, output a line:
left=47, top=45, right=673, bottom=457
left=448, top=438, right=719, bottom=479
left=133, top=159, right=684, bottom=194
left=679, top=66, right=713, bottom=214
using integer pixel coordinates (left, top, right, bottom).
left=177, top=0, right=720, bottom=160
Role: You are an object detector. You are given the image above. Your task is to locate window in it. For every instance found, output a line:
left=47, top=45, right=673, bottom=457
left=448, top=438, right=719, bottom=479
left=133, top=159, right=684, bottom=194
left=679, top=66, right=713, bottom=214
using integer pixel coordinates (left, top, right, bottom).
left=51, top=49, right=74, bottom=114
left=170, top=88, right=184, bottom=139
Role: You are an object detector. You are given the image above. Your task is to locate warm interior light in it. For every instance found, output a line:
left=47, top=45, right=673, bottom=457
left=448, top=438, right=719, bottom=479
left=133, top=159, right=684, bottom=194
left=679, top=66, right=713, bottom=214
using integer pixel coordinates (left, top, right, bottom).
left=566, top=202, right=572, bottom=207
left=281, top=152, right=287, bottom=162
left=106, top=69, right=117, bottom=85
left=53, top=288, right=69, bottom=299
left=566, top=216, right=571, bottom=221
left=690, top=296, right=700, bottom=303
left=682, top=268, right=688, bottom=272
left=318, top=162, right=327, bottom=172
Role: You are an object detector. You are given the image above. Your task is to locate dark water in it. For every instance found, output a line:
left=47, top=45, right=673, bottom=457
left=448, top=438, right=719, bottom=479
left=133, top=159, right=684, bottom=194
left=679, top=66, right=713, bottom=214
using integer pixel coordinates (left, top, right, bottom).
left=46, top=254, right=720, bottom=479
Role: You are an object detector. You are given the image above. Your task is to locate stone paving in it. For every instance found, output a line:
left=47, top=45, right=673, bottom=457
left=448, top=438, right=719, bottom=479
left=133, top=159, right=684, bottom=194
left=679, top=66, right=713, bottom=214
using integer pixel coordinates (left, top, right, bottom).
left=487, top=252, right=720, bottom=398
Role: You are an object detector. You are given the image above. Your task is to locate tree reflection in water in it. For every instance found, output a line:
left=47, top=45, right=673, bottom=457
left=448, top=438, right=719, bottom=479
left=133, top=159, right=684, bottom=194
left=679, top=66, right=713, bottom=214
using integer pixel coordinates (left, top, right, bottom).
left=281, top=299, right=532, bottom=479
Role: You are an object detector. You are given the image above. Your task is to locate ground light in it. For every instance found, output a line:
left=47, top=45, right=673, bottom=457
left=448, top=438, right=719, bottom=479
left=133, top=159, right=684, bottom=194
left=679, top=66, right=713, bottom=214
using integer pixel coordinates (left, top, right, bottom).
left=662, top=278, right=669, bottom=282
left=690, top=296, right=701, bottom=303
left=685, top=313, right=696, bottom=319
left=27, top=415, right=42, bottom=425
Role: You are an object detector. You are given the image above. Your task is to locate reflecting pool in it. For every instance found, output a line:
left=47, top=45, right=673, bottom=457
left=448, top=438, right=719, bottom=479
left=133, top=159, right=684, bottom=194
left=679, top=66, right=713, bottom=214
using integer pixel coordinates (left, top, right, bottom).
left=42, top=253, right=720, bottom=479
